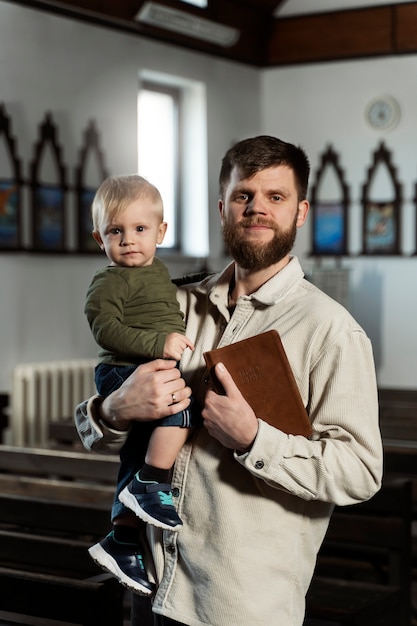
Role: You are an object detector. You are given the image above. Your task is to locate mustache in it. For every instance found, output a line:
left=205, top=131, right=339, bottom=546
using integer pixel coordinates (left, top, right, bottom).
left=237, top=216, right=277, bottom=230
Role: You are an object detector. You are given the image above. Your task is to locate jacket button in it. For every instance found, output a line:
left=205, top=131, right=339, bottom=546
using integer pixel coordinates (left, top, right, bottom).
left=166, top=544, right=176, bottom=554
left=254, top=460, right=264, bottom=470
left=172, top=487, right=180, bottom=498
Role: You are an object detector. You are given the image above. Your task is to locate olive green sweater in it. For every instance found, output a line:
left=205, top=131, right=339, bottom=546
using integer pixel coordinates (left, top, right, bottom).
left=85, top=257, right=185, bottom=365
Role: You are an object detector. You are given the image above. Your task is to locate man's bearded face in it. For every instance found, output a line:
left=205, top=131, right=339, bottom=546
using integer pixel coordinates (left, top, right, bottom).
left=222, top=213, right=298, bottom=271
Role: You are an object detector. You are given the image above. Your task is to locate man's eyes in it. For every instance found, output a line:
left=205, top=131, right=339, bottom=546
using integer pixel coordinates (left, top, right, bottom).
left=233, top=193, right=283, bottom=202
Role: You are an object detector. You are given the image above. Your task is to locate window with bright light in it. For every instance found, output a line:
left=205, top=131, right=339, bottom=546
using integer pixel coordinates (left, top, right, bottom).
left=138, top=83, right=179, bottom=249
left=138, top=73, right=208, bottom=258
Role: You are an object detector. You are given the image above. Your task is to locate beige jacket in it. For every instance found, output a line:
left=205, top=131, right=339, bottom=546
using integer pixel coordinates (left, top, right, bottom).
left=75, top=257, right=383, bottom=626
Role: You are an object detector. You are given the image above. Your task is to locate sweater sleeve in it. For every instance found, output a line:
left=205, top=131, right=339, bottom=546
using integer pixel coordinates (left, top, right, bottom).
left=85, top=270, right=167, bottom=359
left=235, top=328, right=383, bottom=507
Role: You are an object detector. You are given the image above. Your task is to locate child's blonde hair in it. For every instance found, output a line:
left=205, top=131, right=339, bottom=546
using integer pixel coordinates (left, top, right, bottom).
left=92, top=175, right=163, bottom=232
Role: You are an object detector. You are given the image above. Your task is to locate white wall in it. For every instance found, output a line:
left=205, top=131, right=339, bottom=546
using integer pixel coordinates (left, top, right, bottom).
left=0, top=1, right=260, bottom=392
left=261, top=57, right=417, bottom=388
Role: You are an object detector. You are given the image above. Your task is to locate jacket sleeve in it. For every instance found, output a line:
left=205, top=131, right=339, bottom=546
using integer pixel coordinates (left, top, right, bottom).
left=235, top=328, right=383, bottom=507
left=74, top=396, right=129, bottom=454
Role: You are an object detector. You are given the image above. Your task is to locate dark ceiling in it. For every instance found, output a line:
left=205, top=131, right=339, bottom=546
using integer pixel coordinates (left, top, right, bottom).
left=11, top=0, right=417, bottom=66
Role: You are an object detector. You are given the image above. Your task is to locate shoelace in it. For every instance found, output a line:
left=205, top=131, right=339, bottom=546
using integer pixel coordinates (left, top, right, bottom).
left=135, top=553, right=145, bottom=570
left=158, top=491, right=174, bottom=506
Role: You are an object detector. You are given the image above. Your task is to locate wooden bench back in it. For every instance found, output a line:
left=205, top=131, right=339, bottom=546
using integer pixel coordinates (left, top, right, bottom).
left=0, top=444, right=119, bottom=483
left=307, top=478, right=412, bottom=626
left=0, top=446, right=125, bottom=625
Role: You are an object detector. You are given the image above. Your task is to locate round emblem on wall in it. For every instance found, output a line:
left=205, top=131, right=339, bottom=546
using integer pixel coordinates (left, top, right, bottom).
left=365, top=97, right=401, bottom=130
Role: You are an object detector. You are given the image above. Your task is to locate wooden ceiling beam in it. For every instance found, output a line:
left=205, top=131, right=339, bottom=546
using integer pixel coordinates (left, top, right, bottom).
left=267, top=3, right=417, bottom=66
left=9, top=0, right=417, bottom=67
left=10, top=0, right=273, bottom=66
left=396, top=3, right=417, bottom=51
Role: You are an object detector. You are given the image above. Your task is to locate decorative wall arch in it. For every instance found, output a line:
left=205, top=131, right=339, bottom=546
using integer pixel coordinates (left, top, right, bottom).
left=75, top=120, right=109, bottom=253
left=310, top=144, right=349, bottom=256
left=29, top=112, right=67, bottom=252
left=0, top=103, right=23, bottom=250
left=361, top=141, right=402, bottom=255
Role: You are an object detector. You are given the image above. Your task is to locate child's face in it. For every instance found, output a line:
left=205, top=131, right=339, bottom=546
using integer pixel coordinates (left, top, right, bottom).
left=93, top=197, right=167, bottom=267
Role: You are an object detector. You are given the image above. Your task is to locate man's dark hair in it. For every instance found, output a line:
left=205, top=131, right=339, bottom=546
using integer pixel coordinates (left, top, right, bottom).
left=219, top=135, right=310, bottom=202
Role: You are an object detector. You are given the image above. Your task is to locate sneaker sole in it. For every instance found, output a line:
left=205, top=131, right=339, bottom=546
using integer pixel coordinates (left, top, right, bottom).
left=88, top=543, right=154, bottom=596
left=119, top=486, right=183, bottom=531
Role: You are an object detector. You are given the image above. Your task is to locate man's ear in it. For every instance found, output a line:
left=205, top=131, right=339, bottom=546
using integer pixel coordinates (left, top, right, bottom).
left=157, top=221, right=168, bottom=245
left=218, top=199, right=225, bottom=224
left=296, top=200, right=309, bottom=228
left=92, top=230, right=104, bottom=249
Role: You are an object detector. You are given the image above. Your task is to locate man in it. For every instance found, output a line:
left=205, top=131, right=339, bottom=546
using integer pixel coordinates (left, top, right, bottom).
left=76, top=136, right=383, bottom=626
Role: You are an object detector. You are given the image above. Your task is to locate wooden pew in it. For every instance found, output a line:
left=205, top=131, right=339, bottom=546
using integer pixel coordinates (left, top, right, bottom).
left=379, top=388, right=417, bottom=416
left=0, top=492, right=111, bottom=540
left=0, top=393, right=8, bottom=444
left=379, top=387, right=417, bottom=444
left=2, top=388, right=415, bottom=626
left=379, top=387, right=417, bottom=575
left=0, top=486, right=124, bottom=625
left=304, top=478, right=412, bottom=626
left=49, top=415, right=80, bottom=448
left=0, top=445, right=128, bottom=626
left=0, top=567, right=124, bottom=626
left=0, top=444, right=119, bottom=483
left=0, top=444, right=118, bottom=503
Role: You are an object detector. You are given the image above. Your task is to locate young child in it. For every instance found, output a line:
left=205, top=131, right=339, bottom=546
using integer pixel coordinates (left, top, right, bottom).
left=85, top=174, right=198, bottom=596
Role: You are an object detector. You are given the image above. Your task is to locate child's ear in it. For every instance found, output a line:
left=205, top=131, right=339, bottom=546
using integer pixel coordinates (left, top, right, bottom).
left=157, top=222, right=168, bottom=245
left=92, top=230, right=104, bottom=250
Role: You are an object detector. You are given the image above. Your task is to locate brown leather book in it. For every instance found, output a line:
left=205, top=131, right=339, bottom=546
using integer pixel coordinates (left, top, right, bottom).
left=203, top=329, right=312, bottom=437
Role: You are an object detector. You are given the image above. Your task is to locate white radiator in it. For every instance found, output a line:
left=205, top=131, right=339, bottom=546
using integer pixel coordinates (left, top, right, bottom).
left=11, top=359, right=96, bottom=447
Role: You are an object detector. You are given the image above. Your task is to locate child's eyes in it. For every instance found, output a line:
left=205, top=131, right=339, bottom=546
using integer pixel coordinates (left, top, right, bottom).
left=107, top=226, right=145, bottom=235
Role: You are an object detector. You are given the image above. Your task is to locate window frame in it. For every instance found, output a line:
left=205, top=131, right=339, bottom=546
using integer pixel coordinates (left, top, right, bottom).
left=138, top=80, right=182, bottom=251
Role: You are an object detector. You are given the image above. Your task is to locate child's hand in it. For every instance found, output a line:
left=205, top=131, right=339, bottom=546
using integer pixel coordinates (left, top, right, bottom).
left=163, top=333, right=194, bottom=360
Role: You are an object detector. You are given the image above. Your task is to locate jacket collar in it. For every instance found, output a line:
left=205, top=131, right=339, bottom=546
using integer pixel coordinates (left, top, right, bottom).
left=204, top=256, right=304, bottom=309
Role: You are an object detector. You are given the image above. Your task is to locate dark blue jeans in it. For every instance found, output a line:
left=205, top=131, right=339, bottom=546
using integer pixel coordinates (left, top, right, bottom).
left=95, top=363, right=199, bottom=521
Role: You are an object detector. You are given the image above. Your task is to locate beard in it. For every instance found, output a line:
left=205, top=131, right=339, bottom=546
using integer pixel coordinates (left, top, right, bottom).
left=222, top=215, right=298, bottom=271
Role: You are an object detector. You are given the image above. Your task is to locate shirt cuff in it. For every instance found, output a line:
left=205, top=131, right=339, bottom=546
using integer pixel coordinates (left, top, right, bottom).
left=75, top=395, right=130, bottom=454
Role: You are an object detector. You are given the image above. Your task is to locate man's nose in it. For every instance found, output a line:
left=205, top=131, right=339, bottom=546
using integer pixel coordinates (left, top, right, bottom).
left=245, top=196, right=267, bottom=215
